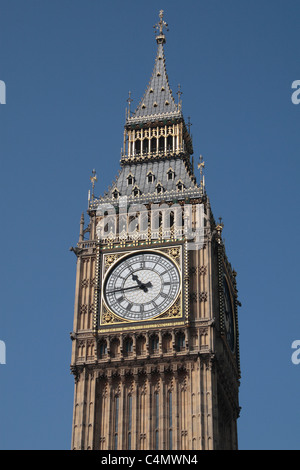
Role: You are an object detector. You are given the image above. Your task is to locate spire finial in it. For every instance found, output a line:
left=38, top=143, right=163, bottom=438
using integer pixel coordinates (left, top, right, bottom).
left=154, top=10, right=169, bottom=44
left=177, top=84, right=183, bottom=110
left=90, top=169, right=97, bottom=200
left=127, top=91, right=133, bottom=119
left=198, top=155, right=205, bottom=195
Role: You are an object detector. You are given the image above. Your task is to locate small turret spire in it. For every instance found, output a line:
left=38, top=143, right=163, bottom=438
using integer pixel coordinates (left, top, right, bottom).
left=79, top=212, right=84, bottom=241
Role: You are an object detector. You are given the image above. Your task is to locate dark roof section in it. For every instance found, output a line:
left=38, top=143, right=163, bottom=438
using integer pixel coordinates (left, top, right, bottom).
left=106, top=158, right=197, bottom=199
left=128, top=41, right=181, bottom=123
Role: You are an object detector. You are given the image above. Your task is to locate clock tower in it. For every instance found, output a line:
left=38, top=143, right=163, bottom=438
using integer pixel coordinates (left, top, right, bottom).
left=70, top=11, right=241, bottom=451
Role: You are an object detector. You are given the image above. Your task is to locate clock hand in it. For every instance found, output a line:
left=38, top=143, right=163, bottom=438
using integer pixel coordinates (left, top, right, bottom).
left=132, top=274, right=143, bottom=287
left=143, top=281, right=153, bottom=288
left=107, top=285, right=144, bottom=294
left=140, top=281, right=153, bottom=292
left=108, top=281, right=153, bottom=295
left=131, top=274, right=150, bottom=292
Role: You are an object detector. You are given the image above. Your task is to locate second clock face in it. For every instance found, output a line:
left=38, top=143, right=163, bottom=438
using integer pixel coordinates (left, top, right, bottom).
left=104, top=251, right=181, bottom=321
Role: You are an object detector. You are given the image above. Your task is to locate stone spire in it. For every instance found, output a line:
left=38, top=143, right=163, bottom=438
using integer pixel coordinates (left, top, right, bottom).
left=128, top=10, right=180, bottom=122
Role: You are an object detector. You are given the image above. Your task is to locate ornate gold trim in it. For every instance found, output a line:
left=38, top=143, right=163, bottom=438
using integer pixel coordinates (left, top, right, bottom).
left=98, top=246, right=184, bottom=328
left=98, top=320, right=186, bottom=334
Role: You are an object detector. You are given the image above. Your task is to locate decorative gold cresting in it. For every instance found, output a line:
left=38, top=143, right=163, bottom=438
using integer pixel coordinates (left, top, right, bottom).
left=154, top=10, right=169, bottom=44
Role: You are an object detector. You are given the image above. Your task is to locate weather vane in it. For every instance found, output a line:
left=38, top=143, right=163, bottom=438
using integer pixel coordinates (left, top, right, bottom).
left=154, top=10, right=169, bottom=36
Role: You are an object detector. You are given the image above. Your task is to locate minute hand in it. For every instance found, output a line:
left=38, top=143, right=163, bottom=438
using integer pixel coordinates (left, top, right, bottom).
left=106, top=285, right=144, bottom=294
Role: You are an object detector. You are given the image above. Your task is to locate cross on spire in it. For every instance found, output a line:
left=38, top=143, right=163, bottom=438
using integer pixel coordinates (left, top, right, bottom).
left=154, top=10, right=169, bottom=44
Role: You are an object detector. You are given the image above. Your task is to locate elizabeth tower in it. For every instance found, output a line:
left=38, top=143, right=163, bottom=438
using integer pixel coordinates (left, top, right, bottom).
left=70, top=11, right=241, bottom=451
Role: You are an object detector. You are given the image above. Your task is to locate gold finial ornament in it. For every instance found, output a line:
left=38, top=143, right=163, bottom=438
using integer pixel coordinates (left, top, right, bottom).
left=90, top=169, right=97, bottom=200
left=198, top=155, right=205, bottom=195
left=177, top=84, right=183, bottom=109
left=216, top=217, right=224, bottom=243
left=154, top=10, right=169, bottom=44
left=198, top=155, right=205, bottom=175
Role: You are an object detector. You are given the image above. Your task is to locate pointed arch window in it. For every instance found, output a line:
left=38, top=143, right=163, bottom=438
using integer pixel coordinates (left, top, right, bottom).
left=125, top=337, right=133, bottom=354
left=176, top=180, right=185, bottom=191
left=99, top=340, right=107, bottom=358
left=142, top=139, right=148, bottom=154
left=167, top=134, right=172, bottom=150
left=127, top=173, right=135, bottom=186
left=159, top=136, right=164, bottom=152
left=167, top=168, right=175, bottom=181
left=156, top=183, right=164, bottom=195
left=135, top=139, right=141, bottom=155
left=147, top=171, right=155, bottom=184
left=112, top=188, right=120, bottom=199
left=132, top=185, right=141, bottom=197
left=150, top=334, right=159, bottom=353
left=176, top=332, right=185, bottom=351
left=151, top=137, right=157, bottom=154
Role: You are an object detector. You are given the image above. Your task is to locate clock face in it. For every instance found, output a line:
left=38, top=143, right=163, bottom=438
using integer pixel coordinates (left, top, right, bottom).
left=223, top=274, right=235, bottom=352
left=103, top=251, right=181, bottom=321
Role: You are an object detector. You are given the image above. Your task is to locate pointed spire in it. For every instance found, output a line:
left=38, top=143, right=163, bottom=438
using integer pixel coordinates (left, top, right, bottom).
left=129, top=11, right=180, bottom=121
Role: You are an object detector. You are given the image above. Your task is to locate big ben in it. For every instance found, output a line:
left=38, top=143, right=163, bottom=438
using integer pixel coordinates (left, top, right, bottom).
left=70, top=11, right=241, bottom=451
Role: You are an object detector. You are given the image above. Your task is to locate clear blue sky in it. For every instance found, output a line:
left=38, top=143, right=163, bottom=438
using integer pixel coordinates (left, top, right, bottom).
left=0, top=0, right=300, bottom=450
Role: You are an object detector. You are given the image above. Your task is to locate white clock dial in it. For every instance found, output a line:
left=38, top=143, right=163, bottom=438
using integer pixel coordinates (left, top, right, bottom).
left=104, top=251, right=180, bottom=321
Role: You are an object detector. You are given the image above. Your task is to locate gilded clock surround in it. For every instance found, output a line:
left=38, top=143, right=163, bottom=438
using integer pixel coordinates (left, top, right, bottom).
left=97, top=244, right=185, bottom=330
left=100, top=245, right=184, bottom=327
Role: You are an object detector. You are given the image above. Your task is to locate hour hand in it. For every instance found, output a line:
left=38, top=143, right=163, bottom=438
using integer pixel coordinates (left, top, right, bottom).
left=132, top=274, right=142, bottom=286
left=140, top=281, right=153, bottom=293
left=142, top=281, right=152, bottom=289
